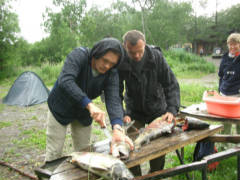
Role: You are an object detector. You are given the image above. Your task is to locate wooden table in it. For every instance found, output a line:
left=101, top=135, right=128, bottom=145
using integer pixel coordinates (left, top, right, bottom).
left=48, top=124, right=223, bottom=180
left=180, top=103, right=240, bottom=143
left=180, top=103, right=240, bottom=124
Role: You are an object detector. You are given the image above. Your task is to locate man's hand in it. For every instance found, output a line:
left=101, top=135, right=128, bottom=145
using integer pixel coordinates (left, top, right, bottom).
left=111, top=124, right=134, bottom=152
left=86, top=103, right=106, bottom=128
left=123, top=115, right=131, bottom=124
left=161, top=112, right=175, bottom=123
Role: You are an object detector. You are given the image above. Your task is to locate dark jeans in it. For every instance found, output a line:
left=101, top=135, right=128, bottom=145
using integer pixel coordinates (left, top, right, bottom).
left=128, top=119, right=165, bottom=176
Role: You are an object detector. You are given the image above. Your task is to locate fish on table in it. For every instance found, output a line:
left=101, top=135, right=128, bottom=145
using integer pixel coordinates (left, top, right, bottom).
left=93, top=122, right=136, bottom=160
left=134, top=117, right=175, bottom=151
left=176, top=116, right=210, bottom=131
left=134, top=116, right=210, bottom=151
left=111, top=141, right=131, bottom=160
left=93, top=138, right=131, bottom=160
left=70, top=152, right=134, bottom=180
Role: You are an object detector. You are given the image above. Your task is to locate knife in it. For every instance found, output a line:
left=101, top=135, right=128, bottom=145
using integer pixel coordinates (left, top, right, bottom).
left=102, top=127, right=112, bottom=139
left=124, top=120, right=139, bottom=134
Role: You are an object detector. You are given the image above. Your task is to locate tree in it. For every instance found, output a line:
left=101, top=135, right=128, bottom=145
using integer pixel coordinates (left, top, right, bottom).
left=218, top=4, right=240, bottom=35
left=78, top=1, right=141, bottom=46
left=0, top=0, right=20, bottom=72
left=131, top=0, right=156, bottom=35
left=44, top=0, right=86, bottom=37
left=146, top=0, right=192, bottom=48
left=186, top=3, right=240, bottom=54
left=41, top=0, right=87, bottom=63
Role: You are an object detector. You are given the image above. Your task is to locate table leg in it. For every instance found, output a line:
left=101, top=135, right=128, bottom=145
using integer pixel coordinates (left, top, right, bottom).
left=176, top=149, right=190, bottom=180
left=201, top=165, right=207, bottom=180
left=181, top=147, right=184, bottom=159
left=238, top=154, right=240, bottom=180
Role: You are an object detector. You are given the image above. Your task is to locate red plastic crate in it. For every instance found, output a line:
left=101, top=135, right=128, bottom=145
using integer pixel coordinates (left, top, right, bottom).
left=202, top=90, right=240, bottom=118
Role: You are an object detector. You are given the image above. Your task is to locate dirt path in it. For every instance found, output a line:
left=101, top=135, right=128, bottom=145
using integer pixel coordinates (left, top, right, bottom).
left=178, top=73, right=219, bottom=88
left=0, top=57, right=221, bottom=180
left=0, top=103, right=48, bottom=180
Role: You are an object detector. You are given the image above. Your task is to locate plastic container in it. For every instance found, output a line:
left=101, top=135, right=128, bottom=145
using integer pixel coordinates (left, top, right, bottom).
left=202, top=90, right=240, bottom=118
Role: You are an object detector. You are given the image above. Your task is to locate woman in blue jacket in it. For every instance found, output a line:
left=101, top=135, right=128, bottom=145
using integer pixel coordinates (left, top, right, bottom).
left=218, top=33, right=240, bottom=134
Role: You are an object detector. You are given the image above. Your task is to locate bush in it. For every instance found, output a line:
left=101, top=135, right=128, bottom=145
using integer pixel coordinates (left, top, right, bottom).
left=164, top=50, right=216, bottom=78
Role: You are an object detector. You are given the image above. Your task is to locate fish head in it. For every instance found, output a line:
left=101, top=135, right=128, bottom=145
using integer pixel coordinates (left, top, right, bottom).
left=111, top=162, right=134, bottom=180
left=184, top=117, right=209, bottom=130
left=112, top=142, right=131, bottom=160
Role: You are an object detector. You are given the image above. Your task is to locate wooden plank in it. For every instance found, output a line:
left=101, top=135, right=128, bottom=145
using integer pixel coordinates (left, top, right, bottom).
left=52, top=158, right=76, bottom=174
left=180, top=103, right=240, bottom=124
left=50, top=159, right=99, bottom=180
left=134, top=147, right=240, bottom=180
left=125, top=125, right=223, bottom=168
left=50, top=167, right=97, bottom=180
left=133, top=160, right=207, bottom=180
left=50, top=125, right=223, bottom=180
left=203, top=147, right=240, bottom=163
left=204, top=135, right=240, bottom=144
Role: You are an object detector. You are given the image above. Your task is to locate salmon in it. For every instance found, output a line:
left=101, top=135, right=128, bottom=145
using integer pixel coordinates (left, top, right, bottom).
left=134, top=117, right=175, bottom=150
left=70, top=152, right=134, bottom=180
left=93, top=139, right=131, bottom=160
left=93, top=121, right=136, bottom=160
left=178, top=116, right=210, bottom=131
left=93, top=138, right=111, bottom=154
left=112, top=141, right=131, bottom=160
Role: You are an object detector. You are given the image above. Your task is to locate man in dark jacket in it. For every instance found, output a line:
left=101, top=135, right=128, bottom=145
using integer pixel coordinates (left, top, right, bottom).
left=118, top=30, right=180, bottom=175
left=45, top=38, right=133, bottom=162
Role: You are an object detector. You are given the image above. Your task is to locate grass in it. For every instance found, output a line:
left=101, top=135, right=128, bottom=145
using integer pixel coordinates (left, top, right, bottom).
left=180, top=83, right=218, bottom=107
left=165, top=50, right=216, bottom=79
left=0, top=121, right=12, bottom=129
left=0, top=103, right=5, bottom=112
left=12, top=128, right=46, bottom=150
left=168, top=153, right=238, bottom=180
left=0, top=62, right=63, bottom=87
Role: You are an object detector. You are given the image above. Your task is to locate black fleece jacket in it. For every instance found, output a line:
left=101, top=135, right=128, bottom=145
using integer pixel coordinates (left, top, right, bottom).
left=118, top=45, right=180, bottom=123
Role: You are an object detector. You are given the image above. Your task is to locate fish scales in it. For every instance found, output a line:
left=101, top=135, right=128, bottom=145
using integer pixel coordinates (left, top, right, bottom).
left=134, top=117, right=175, bottom=150
left=70, top=152, right=134, bottom=180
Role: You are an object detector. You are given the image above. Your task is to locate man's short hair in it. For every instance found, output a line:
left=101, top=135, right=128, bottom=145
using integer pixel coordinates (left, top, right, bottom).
left=122, top=30, right=146, bottom=46
left=227, top=33, right=240, bottom=44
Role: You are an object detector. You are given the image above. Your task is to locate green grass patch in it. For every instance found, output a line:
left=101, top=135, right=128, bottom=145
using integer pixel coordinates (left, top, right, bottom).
left=30, top=115, right=38, bottom=120
left=92, top=128, right=104, bottom=136
left=0, top=103, right=5, bottom=113
left=0, top=86, right=9, bottom=99
left=165, top=50, right=216, bottom=78
left=93, top=96, right=106, bottom=110
left=0, top=121, right=12, bottom=129
left=180, top=83, right=218, bottom=106
left=12, top=128, right=46, bottom=150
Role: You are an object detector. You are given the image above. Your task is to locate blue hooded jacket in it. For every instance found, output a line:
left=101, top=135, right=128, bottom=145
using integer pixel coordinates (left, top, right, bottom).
left=48, top=38, right=124, bottom=126
left=218, top=52, right=240, bottom=95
